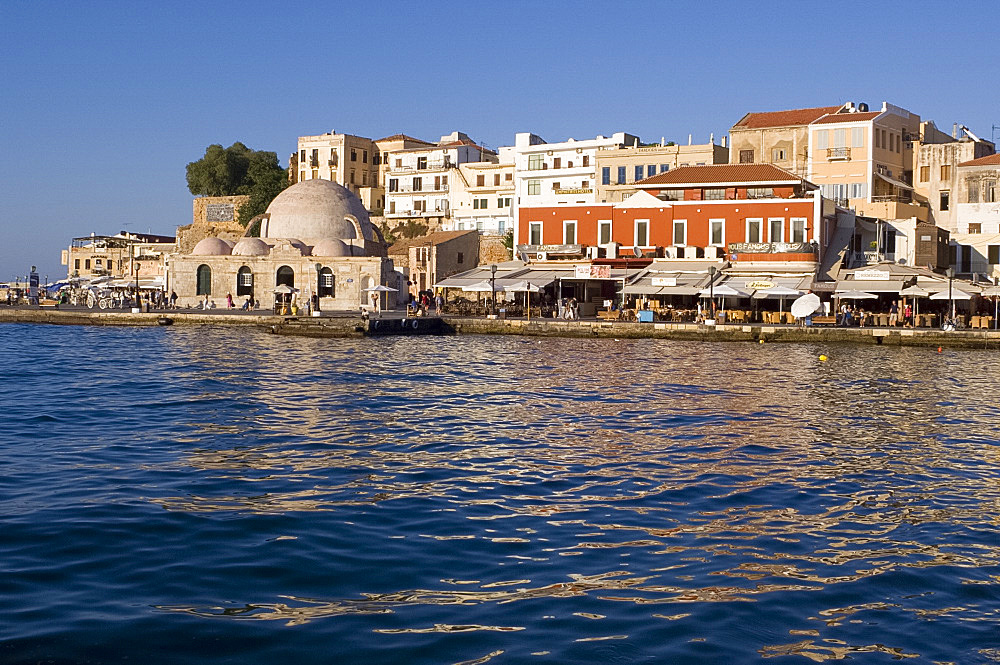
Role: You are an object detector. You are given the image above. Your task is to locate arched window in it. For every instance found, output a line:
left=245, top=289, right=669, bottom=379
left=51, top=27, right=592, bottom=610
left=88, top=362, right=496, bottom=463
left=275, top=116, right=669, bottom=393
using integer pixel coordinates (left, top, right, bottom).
left=318, top=267, right=334, bottom=297
left=236, top=266, right=253, bottom=296
left=276, top=265, right=294, bottom=287
left=196, top=265, right=212, bottom=295
left=360, top=275, right=374, bottom=304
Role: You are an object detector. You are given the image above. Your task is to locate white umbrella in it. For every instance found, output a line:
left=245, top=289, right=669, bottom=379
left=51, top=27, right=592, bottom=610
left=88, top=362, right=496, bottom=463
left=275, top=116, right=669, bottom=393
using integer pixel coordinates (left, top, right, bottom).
left=929, top=289, right=972, bottom=300
left=790, top=293, right=822, bottom=319
left=835, top=290, right=877, bottom=300
left=900, top=285, right=929, bottom=325
left=363, top=284, right=397, bottom=312
left=504, top=281, right=540, bottom=320
left=272, top=284, right=299, bottom=294
left=752, top=285, right=802, bottom=314
left=698, top=284, right=748, bottom=315
left=462, top=280, right=496, bottom=292
left=982, top=285, right=1000, bottom=329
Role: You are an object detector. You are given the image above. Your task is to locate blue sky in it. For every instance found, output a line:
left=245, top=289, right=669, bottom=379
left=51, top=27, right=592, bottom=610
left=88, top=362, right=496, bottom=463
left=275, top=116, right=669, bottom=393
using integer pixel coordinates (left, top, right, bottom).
left=2, top=0, right=997, bottom=280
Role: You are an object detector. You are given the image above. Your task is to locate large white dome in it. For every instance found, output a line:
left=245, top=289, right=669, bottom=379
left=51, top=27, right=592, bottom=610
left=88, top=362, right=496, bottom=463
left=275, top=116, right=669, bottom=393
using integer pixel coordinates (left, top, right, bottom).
left=262, top=179, right=374, bottom=243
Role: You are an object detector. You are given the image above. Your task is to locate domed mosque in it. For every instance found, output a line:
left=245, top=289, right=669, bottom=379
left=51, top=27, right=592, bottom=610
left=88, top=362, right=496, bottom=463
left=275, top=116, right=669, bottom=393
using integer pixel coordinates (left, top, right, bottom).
left=168, top=180, right=396, bottom=311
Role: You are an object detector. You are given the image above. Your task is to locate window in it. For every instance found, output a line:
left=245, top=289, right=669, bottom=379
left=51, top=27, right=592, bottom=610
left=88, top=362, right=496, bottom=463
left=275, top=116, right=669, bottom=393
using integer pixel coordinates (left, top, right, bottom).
left=710, top=219, right=724, bottom=246
left=815, top=131, right=828, bottom=150
left=474, top=198, right=488, bottom=209
left=771, top=148, right=787, bottom=161
left=920, top=165, right=929, bottom=182
left=85, top=259, right=90, bottom=269
left=528, top=222, right=542, bottom=245
left=704, top=188, right=725, bottom=200
left=583, top=155, right=589, bottom=167
left=527, top=180, right=540, bottom=195
left=552, top=157, right=561, bottom=169
left=442, top=175, right=447, bottom=187
left=564, top=221, right=577, bottom=245
left=617, top=166, right=626, bottom=184
left=834, top=129, right=846, bottom=148
left=969, top=181, right=980, bottom=203
left=598, top=220, right=612, bottom=245
left=311, top=148, right=318, bottom=164
left=969, top=223, right=982, bottom=234
left=417, top=157, right=427, bottom=170
left=505, top=173, right=512, bottom=181
left=497, top=197, right=511, bottom=207
left=433, top=175, right=443, bottom=190
left=660, top=164, right=669, bottom=173
left=852, top=127, right=864, bottom=148
left=350, top=149, right=357, bottom=161
left=672, top=219, right=685, bottom=246
left=940, top=164, right=952, bottom=180
left=276, top=265, right=294, bottom=288
left=395, top=158, right=402, bottom=168
left=318, top=268, right=334, bottom=297
left=413, top=177, right=422, bottom=191
left=457, top=252, right=464, bottom=264
left=602, top=167, right=610, bottom=185
left=362, top=171, right=367, bottom=185
left=350, top=170, right=355, bottom=184
left=849, top=182, right=866, bottom=199
left=494, top=174, right=500, bottom=186
left=388, top=201, right=395, bottom=214
left=940, top=191, right=950, bottom=211
left=746, top=218, right=763, bottom=243
left=989, top=245, right=1000, bottom=265
left=636, top=219, right=649, bottom=247
left=389, top=178, right=398, bottom=192
left=363, top=150, right=368, bottom=163
left=986, top=180, right=997, bottom=203
left=635, top=165, right=644, bottom=182
left=299, top=149, right=306, bottom=162
left=768, top=218, right=784, bottom=242
left=498, top=220, right=505, bottom=233
left=739, top=149, right=754, bottom=164
left=311, top=168, right=318, bottom=179
left=74, top=258, right=80, bottom=269
left=528, top=154, right=543, bottom=170
left=94, top=258, right=102, bottom=267
left=477, top=174, right=485, bottom=186
left=647, top=164, right=656, bottom=178
left=299, top=171, right=305, bottom=182
left=414, top=200, right=426, bottom=212
left=791, top=218, right=807, bottom=244
left=372, top=151, right=379, bottom=165
left=196, top=265, right=211, bottom=295
left=747, top=187, right=774, bottom=199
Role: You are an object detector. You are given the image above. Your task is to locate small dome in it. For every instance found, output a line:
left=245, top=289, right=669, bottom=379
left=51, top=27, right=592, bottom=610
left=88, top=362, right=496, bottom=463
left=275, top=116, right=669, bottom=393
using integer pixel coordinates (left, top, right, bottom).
left=192, top=237, right=233, bottom=256
left=311, top=238, right=351, bottom=257
left=232, top=237, right=270, bottom=256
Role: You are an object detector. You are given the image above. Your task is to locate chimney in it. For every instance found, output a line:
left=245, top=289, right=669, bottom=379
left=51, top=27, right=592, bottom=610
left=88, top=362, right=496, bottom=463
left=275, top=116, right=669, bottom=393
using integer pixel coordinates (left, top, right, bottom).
left=953, top=123, right=958, bottom=138
left=688, top=134, right=692, bottom=145
left=721, top=136, right=727, bottom=148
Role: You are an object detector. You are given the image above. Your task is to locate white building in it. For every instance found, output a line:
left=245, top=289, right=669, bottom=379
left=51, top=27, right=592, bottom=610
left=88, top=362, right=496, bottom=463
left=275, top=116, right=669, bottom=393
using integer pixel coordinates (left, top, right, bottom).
left=384, top=131, right=497, bottom=230
left=512, top=131, right=638, bottom=246
left=448, top=146, right=515, bottom=235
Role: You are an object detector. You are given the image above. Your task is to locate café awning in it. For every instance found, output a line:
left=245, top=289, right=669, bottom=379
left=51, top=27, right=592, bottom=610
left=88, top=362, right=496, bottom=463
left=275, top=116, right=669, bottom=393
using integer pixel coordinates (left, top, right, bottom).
left=835, top=279, right=906, bottom=293
left=875, top=172, right=914, bottom=191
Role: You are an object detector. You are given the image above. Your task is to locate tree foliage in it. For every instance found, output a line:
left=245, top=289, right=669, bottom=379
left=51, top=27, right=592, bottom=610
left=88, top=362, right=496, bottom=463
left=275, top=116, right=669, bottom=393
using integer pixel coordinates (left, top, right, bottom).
left=186, top=143, right=289, bottom=225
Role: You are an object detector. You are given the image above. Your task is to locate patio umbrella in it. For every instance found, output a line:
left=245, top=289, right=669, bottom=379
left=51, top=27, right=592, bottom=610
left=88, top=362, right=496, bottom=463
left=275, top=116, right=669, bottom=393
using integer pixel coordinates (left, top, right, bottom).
left=835, top=290, right=877, bottom=300
left=698, top=284, right=748, bottom=313
left=272, top=284, right=299, bottom=294
left=752, top=285, right=802, bottom=314
left=929, top=289, right=972, bottom=300
left=900, top=285, right=930, bottom=324
left=505, top=281, right=540, bottom=320
left=981, top=285, right=1000, bottom=329
left=363, top=284, right=397, bottom=311
left=462, top=280, right=496, bottom=293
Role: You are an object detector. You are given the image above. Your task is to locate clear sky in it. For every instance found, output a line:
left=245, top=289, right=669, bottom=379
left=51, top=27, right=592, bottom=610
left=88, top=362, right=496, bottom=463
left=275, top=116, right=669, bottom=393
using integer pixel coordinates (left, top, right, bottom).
left=2, top=0, right=997, bottom=281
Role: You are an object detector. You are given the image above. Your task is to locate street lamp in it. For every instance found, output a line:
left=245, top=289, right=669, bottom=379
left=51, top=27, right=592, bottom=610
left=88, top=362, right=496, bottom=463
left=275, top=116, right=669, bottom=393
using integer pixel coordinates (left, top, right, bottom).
left=946, top=267, right=955, bottom=324
left=490, top=263, right=497, bottom=315
left=708, top=265, right=717, bottom=319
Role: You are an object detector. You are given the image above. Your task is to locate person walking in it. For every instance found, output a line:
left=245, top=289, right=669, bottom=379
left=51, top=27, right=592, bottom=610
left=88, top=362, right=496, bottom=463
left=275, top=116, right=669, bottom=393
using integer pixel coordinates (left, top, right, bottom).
left=889, top=300, right=899, bottom=327
left=226, top=293, right=234, bottom=309
left=169, top=290, right=177, bottom=309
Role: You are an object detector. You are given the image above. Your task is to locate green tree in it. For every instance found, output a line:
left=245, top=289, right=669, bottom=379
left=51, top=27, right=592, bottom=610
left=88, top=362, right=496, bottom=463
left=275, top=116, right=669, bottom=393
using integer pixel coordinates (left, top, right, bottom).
left=186, top=143, right=288, bottom=225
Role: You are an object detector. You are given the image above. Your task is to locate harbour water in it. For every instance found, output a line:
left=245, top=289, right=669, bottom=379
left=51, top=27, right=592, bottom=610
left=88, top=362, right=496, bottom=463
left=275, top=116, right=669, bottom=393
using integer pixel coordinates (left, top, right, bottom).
left=2, top=323, right=999, bottom=664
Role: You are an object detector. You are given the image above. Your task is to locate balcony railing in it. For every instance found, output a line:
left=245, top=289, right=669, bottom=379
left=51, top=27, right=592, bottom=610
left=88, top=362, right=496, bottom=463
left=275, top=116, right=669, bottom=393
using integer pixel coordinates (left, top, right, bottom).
left=826, top=147, right=851, bottom=160
left=388, top=183, right=449, bottom=194
left=388, top=160, right=452, bottom=174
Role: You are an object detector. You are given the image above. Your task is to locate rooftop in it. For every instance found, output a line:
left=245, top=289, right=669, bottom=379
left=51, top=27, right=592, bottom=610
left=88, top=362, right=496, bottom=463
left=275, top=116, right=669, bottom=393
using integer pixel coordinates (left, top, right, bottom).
left=636, top=163, right=803, bottom=186
left=958, top=153, right=1000, bottom=167
left=732, top=105, right=842, bottom=129
left=812, top=111, right=882, bottom=125
left=388, top=230, right=478, bottom=254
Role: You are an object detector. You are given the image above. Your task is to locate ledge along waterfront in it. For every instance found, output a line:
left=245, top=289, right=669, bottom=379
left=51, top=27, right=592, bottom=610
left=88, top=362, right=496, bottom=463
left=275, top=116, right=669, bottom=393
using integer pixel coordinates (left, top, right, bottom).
left=5, top=305, right=1000, bottom=349
left=2, top=322, right=1000, bottom=664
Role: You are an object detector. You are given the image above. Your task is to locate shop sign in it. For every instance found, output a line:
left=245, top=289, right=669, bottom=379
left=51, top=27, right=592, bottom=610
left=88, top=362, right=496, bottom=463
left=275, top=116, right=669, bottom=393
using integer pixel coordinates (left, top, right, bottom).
left=853, top=269, right=890, bottom=281
left=746, top=280, right=776, bottom=289
left=574, top=265, right=611, bottom=279
left=727, top=242, right=815, bottom=254
left=651, top=276, right=677, bottom=287
left=517, top=244, right=584, bottom=255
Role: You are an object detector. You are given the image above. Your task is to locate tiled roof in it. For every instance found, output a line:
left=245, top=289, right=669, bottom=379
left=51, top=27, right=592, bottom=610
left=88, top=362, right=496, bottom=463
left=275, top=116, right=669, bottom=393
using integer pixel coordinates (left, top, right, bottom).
left=812, top=111, right=881, bottom=124
left=958, top=153, right=1000, bottom=167
left=732, top=106, right=842, bottom=129
left=375, top=134, right=434, bottom=145
left=388, top=230, right=477, bottom=254
left=636, top=164, right=802, bottom=186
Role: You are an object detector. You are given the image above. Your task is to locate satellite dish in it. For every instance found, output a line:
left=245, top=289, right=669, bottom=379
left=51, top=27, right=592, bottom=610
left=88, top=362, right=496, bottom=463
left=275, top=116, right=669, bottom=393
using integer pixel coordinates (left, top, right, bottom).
left=633, top=247, right=644, bottom=258
left=518, top=251, right=530, bottom=263
left=790, top=293, right=822, bottom=318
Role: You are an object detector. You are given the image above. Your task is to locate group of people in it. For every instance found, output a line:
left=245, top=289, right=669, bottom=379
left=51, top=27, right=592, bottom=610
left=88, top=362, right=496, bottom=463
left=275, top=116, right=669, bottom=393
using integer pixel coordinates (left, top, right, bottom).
left=839, top=300, right=914, bottom=327
left=405, top=291, right=443, bottom=316
left=559, top=297, right=580, bottom=320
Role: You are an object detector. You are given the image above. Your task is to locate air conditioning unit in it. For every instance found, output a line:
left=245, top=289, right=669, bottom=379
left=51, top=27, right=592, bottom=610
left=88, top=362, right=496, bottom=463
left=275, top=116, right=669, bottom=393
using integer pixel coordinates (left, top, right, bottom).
left=587, top=246, right=600, bottom=259
left=537, top=251, right=547, bottom=261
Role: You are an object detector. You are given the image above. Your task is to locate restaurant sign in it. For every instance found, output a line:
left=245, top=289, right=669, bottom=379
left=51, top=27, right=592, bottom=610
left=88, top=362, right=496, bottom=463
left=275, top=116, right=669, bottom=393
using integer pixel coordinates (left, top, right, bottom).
left=853, top=268, right=891, bottom=281
left=727, top=242, right=815, bottom=254
left=517, top=244, right=584, bottom=255
left=746, top=280, right=776, bottom=290
left=574, top=264, right=612, bottom=279
left=651, top=276, right=677, bottom=287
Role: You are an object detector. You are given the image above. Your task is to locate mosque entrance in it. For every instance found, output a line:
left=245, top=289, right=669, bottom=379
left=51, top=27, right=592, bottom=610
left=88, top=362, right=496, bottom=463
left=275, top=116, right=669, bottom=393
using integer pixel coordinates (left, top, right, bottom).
left=276, top=266, right=295, bottom=288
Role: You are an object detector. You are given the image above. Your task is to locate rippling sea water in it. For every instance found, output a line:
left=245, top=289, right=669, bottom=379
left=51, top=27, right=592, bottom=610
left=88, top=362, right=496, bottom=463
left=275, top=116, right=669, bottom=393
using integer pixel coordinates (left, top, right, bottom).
left=2, top=323, right=1000, bottom=664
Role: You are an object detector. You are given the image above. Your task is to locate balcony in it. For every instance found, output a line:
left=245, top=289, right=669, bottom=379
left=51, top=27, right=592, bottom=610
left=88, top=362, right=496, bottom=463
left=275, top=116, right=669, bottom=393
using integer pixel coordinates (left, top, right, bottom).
left=388, top=183, right=449, bottom=194
left=826, top=147, right=851, bottom=160
left=387, top=159, right=452, bottom=175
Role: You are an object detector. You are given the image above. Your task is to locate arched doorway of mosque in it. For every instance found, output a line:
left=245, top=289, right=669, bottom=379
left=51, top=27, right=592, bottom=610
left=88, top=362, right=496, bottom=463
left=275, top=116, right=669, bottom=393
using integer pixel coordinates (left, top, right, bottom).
left=276, top=266, right=294, bottom=287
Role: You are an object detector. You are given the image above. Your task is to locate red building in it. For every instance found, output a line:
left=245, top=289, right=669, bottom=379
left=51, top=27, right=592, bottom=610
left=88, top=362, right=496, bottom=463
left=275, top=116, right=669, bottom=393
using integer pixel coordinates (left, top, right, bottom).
left=516, top=164, right=835, bottom=268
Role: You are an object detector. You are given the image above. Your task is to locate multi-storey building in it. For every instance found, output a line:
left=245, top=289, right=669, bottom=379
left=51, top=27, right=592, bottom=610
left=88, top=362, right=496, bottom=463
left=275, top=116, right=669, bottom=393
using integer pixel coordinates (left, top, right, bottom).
left=387, top=230, right=480, bottom=295
left=63, top=232, right=175, bottom=282
left=913, top=123, right=995, bottom=232
left=729, top=105, right=843, bottom=176
left=948, top=153, right=1000, bottom=279
left=289, top=132, right=383, bottom=213
left=595, top=137, right=729, bottom=203
left=383, top=131, right=497, bottom=231
left=448, top=147, right=515, bottom=235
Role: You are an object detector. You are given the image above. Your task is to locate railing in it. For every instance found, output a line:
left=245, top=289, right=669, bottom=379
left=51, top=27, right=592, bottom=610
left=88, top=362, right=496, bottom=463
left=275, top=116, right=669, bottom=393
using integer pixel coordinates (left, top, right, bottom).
left=826, top=147, right=851, bottom=160
left=389, top=184, right=449, bottom=193
left=871, top=195, right=913, bottom=204
left=388, top=161, right=452, bottom=174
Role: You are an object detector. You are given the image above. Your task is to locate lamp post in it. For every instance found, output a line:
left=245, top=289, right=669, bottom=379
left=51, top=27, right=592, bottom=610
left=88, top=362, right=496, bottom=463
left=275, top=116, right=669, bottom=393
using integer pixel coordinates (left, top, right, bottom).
left=708, top=264, right=717, bottom=319
left=946, top=267, right=955, bottom=324
left=490, top=263, right=497, bottom=315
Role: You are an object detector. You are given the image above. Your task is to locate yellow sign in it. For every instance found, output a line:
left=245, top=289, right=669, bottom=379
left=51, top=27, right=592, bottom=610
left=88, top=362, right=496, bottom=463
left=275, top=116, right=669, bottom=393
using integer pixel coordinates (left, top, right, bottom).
left=747, top=280, right=776, bottom=289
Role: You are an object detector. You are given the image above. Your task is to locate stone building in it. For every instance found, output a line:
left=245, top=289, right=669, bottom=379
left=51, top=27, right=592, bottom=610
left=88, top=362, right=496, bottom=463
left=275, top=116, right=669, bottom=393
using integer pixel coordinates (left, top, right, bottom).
left=168, top=179, right=394, bottom=310
left=175, top=195, right=250, bottom=254
left=387, top=230, right=479, bottom=296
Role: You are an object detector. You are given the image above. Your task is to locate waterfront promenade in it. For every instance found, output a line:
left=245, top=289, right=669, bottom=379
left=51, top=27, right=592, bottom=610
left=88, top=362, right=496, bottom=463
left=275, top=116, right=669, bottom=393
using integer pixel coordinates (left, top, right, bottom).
left=4, top=305, right=1000, bottom=349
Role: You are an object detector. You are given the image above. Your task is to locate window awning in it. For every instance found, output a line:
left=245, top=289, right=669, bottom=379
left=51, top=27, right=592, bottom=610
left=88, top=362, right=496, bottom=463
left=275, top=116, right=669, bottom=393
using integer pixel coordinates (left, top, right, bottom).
left=835, top=279, right=905, bottom=293
left=875, top=172, right=913, bottom=191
